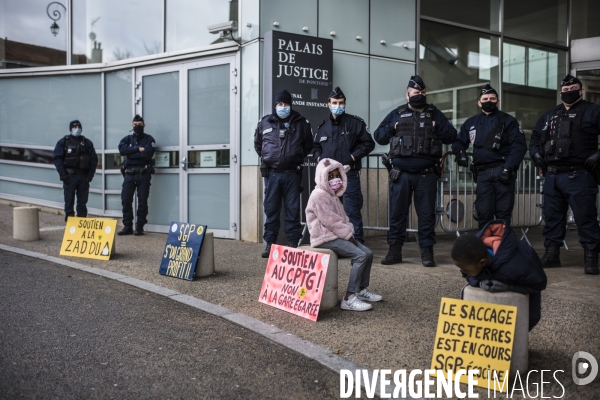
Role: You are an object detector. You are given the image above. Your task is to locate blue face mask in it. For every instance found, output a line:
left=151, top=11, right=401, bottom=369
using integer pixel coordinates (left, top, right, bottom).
left=71, top=128, right=82, bottom=136
left=276, top=106, right=291, bottom=119
left=330, top=105, right=345, bottom=116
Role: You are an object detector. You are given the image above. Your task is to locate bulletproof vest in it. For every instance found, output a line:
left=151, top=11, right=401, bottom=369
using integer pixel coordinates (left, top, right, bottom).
left=63, top=135, right=90, bottom=170
left=388, top=105, right=442, bottom=158
left=540, top=101, right=594, bottom=162
left=474, top=111, right=509, bottom=151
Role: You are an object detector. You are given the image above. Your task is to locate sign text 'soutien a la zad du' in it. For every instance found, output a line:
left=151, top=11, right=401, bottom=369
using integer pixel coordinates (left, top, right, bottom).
left=60, top=217, right=117, bottom=261
left=158, top=222, right=207, bottom=281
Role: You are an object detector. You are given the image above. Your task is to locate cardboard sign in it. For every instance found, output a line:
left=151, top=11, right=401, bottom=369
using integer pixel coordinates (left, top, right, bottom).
left=60, top=217, right=117, bottom=260
left=258, top=245, right=329, bottom=322
left=158, top=222, right=207, bottom=281
left=431, top=297, right=518, bottom=392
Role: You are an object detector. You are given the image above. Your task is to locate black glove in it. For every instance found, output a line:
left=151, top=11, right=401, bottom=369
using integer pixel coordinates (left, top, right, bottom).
left=532, top=152, right=547, bottom=170
left=479, top=279, right=493, bottom=291
left=489, top=280, right=512, bottom=293
left=455, top=151, right=469, bottom=168
left=60, top=175, right=69, bottom=184
left=584, top=150, right=600, bottom=171
left=88, top=176, right=93, bottom=183
left=498, top=169, right=510, bottom=185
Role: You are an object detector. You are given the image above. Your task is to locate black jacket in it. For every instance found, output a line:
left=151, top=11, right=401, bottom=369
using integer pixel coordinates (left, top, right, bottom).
left=374, top=103, right=457, bottom=170
left=254, top=109, right=313, bottom=170
left=53, top=135, right=98, bottom=180
left=313, top=112, right=375, bottom=170
left=464, top=220, right=547, bottom=295
left=118, top=133, right=156, bottom=168
left=452, top=110, right=526, bottom=170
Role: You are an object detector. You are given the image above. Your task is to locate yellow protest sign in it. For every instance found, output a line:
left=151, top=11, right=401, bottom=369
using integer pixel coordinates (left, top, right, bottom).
left=431, top=297, right=517, bottom=393
left=60, top=217, right=117, bottom=260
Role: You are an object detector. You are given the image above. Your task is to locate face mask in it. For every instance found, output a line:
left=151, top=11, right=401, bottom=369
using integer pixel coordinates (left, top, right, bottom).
left=71, top=128, right=82, bottom=136
left=560, top=89, right=581, bottom=105
left=330, top=105, right=345, bottom=116
left=408, top=94, right=427, bottom=109
left=480, top=101, right=498, bottom=113
left=275, top=106, right=291, bottom=119
left=133, top=125, right=144, bottom=136
left=328, top=177, right=343, bottom=192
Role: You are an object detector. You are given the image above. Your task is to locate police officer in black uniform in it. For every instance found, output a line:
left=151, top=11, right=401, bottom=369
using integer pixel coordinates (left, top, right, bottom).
left=452, top=84, right=526, bottom=229
left=313, top=87, right=375, bottom=244
left=530, top=75, right=600, bottom=275
left=53, top=120, right=98, bottom=221
left=117, top=114, right=156, bottom=236
left=254, top=89, right=313, bottom=258
left=374, top=75, right=457, bottom=267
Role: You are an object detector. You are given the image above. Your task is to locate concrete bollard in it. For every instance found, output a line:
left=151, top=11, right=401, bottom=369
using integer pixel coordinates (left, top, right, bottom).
left=13, top=207, right=40, bottom=241
left=463, top=286, right=529, bottom=376
left=195, top=232, right=214, bottom=278
left=299, top=245, right=338, bottom=311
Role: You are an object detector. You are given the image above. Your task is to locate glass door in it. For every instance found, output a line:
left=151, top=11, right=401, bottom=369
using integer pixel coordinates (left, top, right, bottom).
left=575, top=68, right=600, bottom=105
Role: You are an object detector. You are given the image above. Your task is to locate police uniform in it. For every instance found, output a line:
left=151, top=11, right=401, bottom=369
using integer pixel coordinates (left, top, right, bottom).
left=452, top=84, right=526, bottom=229
left=118, top=115, right=156, bottom=236
left=53, top=120, right=98, bottom=221
left=374, top=75, right=457, bottom=266
left=313, top=87, right=375, bottom=243
left=530, top=75, right=600, bottom=275
left=254, top=90, right=314, bottom=257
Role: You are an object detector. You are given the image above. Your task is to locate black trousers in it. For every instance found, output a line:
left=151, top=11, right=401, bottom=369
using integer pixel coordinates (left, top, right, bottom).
left=63, top=174, right=89, bottom=218
left=121, top=172, right=152, bottom=228
left=475, top=166, right=516, bottom=229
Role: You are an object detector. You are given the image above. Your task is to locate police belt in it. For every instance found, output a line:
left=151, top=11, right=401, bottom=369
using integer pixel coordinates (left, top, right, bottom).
left=125, top=166, right=150, bottom=175
left=268, top=167, right=300, bottom=173
left=66, top=168, right=87, bottom=175
left=472, top=161, right=503, bottom=172
left=400, top=166, right=436, bottom=174
left=546, top=165, right=586, bottom=174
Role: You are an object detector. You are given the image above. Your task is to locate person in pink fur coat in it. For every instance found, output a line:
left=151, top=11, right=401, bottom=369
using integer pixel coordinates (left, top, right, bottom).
left=306, top=158, right=383, bottom=311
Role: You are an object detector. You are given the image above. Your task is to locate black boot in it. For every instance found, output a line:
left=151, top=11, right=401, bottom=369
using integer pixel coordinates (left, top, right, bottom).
left=134, top=225, right=144, bottom=236
left=584, top=246, right=599, bottom=275
left=421, top=246, right=436, bottom=267
left=381, top=241, right=402, bottom=265
left=261, top=243, right=273, bottom=258
left=288, top=240, right=298, bottom=248
left=117, top=226, right=133, bottom=236
left=541, top=244, right=561, bottom=268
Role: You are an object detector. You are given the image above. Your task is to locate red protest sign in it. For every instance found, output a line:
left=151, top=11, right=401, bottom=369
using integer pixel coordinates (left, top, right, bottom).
left=259, top=245, right=330, bottom=322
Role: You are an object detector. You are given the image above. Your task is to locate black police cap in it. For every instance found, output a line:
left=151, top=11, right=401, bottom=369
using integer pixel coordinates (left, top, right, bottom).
left=69, top=120, right=82, bottom=130
left=561, top=74, right=582, bottom=87
left=480, top=84, right=498, bottom=98
left=407, top=75, right=426, bottom=90
left=329, top=86, right=346, bottom=100
left=133, top=114, right=144, bottom=123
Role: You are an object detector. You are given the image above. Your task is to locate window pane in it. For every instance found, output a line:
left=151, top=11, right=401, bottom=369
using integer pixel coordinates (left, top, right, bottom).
left=504, top=0, right=567, bottom=46
left=188, top=174, right=229, bottom=230
left=371, top=0, right=416, bottom=60
left=502, top=39, right=566, bottom=132
left=0, top=0, right=67, bottom=68
left=421, top=0, right=500, bottom=31
left=142, top=72, right=179, bottom=147
left=106, top=70, right=132, bottom=149
left=571, top=0, right=600, bottom=40
left=72, top=0, right=163, bottom=64
left=166, top=0, right=238, bottom=51
left=419, top=20, right=500, bottom=129
left=147, top=174, right=179, bottom=226
left=577, top=69, right=600, bottom=105
left=0, top=74, right=102, bottom=146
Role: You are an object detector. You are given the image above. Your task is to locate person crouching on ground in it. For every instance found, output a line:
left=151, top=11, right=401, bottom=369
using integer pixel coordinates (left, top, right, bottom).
left=306, top=158, right=383, bottom=311
left=451, top=220, right=547, bottom=331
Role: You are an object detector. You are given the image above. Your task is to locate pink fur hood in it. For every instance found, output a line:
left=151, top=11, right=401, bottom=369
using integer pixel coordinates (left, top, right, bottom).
left=305, top=158, right=354, bottom=247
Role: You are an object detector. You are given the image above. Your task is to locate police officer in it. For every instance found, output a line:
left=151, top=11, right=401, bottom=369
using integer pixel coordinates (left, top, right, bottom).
left=530, top=75, right=600, bottom=275
left=53, top=120, right=98, bottom=221
left=452, top=84, right=526, bottom=229
left=374, top=75, right=457, bottom=267
left=254, top=89, right=313, bottom=258
left=313, top=87, right=375, bottom=244
left=117, top=114, right=156, bottom=236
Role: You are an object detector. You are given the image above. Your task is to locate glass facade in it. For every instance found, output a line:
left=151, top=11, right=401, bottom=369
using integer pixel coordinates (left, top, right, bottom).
left=571, top=0, right=600, bottom=40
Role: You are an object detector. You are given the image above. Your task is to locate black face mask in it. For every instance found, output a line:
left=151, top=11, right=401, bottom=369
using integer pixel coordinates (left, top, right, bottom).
left=133, top=125, right=144, bottom=136
left=560, top=89, right=581, bottom=105
left=481, top=101, right=498, bottom=113
left=408, top=94, right=427, bottom=109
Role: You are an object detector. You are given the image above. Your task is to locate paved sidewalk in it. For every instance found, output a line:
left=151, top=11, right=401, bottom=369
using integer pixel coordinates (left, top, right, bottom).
left=2, top=203, right=599, bottom=398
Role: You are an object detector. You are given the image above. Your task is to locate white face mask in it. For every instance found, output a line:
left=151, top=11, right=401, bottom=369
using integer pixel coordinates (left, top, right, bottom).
left=71, top=128, right=82, bottom=136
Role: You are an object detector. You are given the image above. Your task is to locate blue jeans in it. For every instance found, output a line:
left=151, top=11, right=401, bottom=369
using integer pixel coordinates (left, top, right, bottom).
left=543, top=169, right=600, bottom=249
left=475, top=166, right=516, bottom=229
left=343, top=171, right=365, bottom=243
left=121, top=172, right=152, bottom=228
left=388, top=171, right=437, bottom=247
left=63, top=173, right=90, bottom=218
left=318, top=238, right=373, bottom=293
left=263, top=171, right=302, bottom=243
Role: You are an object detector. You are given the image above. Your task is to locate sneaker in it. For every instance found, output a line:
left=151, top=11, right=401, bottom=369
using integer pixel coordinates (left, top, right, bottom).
left=340, top=294, right=372, bottom=311
left=357, top=288, right=383, bottom=302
